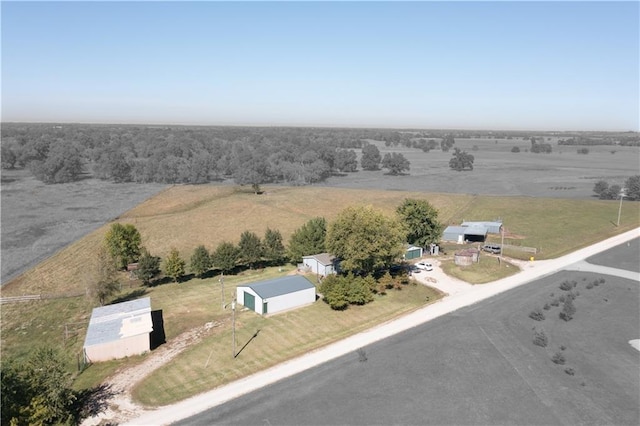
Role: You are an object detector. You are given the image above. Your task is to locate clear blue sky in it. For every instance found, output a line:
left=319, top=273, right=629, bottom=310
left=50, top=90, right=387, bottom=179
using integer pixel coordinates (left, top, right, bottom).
left=2, top=1, right=638, bottom=131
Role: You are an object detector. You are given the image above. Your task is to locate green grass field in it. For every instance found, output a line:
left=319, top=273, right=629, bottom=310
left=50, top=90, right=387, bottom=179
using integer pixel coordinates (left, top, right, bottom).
left=1, top=185, right=638, bottom=405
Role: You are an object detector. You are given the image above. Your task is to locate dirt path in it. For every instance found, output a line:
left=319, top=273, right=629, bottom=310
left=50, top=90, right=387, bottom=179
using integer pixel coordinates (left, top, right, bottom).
left=81, top=322, right=221, bottom=426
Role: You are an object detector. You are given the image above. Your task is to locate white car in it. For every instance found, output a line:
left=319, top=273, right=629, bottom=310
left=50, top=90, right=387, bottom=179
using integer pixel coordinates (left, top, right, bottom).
left=415, top=261, right=433, bottom=271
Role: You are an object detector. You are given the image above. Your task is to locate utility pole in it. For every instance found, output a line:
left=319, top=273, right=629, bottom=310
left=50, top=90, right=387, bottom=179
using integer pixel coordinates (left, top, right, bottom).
left=500, top=222, right=505, bottom=265
left=231, top=297, right=236, bottom=358
left=220, top=273, right=225, bottom=310
left=617, top=189, right=626, bottom=227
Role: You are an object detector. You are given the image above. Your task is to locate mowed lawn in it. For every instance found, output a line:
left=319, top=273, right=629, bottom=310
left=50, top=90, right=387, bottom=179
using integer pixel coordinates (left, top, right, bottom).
left=1, top=185, right=638, bottom=401
left=130, top=276, right=440, bottom=407
left=178, top=270, right=639, bottom=426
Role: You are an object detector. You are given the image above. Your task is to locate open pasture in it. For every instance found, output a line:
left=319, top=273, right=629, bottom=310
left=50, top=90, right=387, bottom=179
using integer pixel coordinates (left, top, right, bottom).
left=323, top=137, right=639, bottom=199
left=178, top=251, right=639, bottom=425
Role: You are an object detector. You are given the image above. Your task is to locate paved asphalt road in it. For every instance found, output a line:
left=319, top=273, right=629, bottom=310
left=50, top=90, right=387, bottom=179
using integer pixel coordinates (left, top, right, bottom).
left=126, top=230, right=639, bottom=426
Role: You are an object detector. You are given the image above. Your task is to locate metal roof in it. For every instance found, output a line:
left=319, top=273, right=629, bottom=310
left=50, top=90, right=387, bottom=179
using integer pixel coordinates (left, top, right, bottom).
left=84, top=297, right=152, bottom=347
left=302, top=252, right=335, bottom=266
left=240, top=275, right=315, bottom=299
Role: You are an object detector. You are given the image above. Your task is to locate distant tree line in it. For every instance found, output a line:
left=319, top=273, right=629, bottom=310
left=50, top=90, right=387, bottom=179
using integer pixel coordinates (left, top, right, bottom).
left=559, top=135, right=639, bottom=146
left=0, top=124, right=390, bottom=185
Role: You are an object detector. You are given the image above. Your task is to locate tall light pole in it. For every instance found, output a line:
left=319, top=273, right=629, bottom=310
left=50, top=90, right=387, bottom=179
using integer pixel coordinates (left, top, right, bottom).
left=617, top=188, right=627, bottom=227
left=220, top=273, right=225, bottom=310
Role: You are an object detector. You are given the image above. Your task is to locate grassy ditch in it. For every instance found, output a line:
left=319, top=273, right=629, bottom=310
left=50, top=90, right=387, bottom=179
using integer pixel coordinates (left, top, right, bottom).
left=440, top=256, right=520, bottom=284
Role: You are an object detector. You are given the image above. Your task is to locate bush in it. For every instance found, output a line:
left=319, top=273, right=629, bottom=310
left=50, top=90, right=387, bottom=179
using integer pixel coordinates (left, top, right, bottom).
left=598, top=277, right=605, bottom=285
left=319, top=273, right=374, bottom=310
left=529, top=309, right=545, bottom=321
left=533, top=330, right=548, bottom=347
left=543, top=303, right=551, bottom=311
left=552, top=352, right=566, bottom=365
left=560, top=298, right=576, bottom=321
left=550, top=299, right=560, bottom=307
left=577, top=148, right=589, bottom=155
left=560, top=345, right=566, bottom=351
left=511, top=146, right=520, bottom=153
left=559, top=280, right=574, bottom=291
left=565, top=368, right=575, bottom=376
left=586, top=282, right=594, bottom=290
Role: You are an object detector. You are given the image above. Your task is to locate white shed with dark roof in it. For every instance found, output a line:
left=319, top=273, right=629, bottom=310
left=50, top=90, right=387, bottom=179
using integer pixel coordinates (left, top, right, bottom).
left=83, top=297, right=153, bottom=362
left=236, top=275, right=316, bottom=315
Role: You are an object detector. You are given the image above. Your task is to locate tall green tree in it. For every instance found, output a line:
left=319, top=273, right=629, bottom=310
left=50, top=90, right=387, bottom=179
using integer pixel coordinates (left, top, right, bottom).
left=624, top=175, right=640, bottom=200
left=263, top=228, right=286, bottom=265
left=381, top=152, right=410, bottom=175
left=104, top=223, right=142, bottom=269
left=334, top=149, right=358, bottom=172
left=213, top=241, right=239, bottom=274
left=1, top=347, right=77, bottom=426
left=190, top=245, right=212, bottom=278
left=360, top=144, right=381, bottom=170
left=441, top=134, right=455, bottom=152
left=164, top=247, right=186, bottom=283
left=326, top=205, right=405, bottom=273
left=135, top=248, right=161, bottom=285
left=91, top=246, right=121, bottom=306
left=449, top=148, right=474, bottom=171
left=396, top=198, right=443, bottom=248
left=288, top=217, right=327, bottom=263
left=238, top=231, right=262, bottom=268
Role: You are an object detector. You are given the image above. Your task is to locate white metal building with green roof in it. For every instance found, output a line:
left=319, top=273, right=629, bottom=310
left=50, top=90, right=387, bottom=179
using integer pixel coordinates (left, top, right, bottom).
left=236, top=275, right=316, bottom=315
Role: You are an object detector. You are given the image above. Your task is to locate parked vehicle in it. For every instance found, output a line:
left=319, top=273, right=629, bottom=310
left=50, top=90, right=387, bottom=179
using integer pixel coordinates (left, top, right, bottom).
left=482, top=244, right=502, bottom=254
left=415, top=261, right=433, bottom=271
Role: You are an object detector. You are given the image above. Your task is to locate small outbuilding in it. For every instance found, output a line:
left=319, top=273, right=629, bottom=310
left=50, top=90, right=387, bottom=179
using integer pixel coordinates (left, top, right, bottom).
left=302, top=253, right=338, bottom=276
left=454, top=248, right=480, bottom=266
left=83, top=297, right=153, bottom=363
left=442, top=220, right=502, bottom=243
left=236, top=275, right=316, bottom=315
left=404, top=245, right=423, bottom=260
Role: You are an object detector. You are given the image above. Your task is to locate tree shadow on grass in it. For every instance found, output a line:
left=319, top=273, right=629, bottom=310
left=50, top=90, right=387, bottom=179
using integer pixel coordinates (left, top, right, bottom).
left=110, top=288, right=147, bottom=304
left=73, top=383, right=117, bottom=423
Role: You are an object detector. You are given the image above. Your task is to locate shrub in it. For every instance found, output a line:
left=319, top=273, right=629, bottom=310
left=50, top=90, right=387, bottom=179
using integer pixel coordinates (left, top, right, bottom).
left=543, top=303, right=551, bottom=311
left=560, top=298, right=576, bottom=321
left=565, top=368, right=575, bottom=376
left=511, top=146, right=520, bottom=153
left=529, top=309, right=545, bottom=321
left=560, top=345, right=566, bottom=351
left=577, top=148, right=589, bottom=155
left=559, top=295, right=566, bottom=303
left=533, top=330, right=548, bottom=347
left=598, top=277, right=605, bottom=284
left=593, top=279, right=600, bottom=287
left=552, top=352, right=566, bottom=365
left=550, top=299, right=560, bottom=307
left=586, top=282, right=594, bottom=290
left=559, top=280, right=573, bottom=291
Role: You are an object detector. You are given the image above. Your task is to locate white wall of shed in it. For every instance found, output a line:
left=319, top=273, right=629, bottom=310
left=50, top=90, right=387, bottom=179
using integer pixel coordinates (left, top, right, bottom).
left=265, top=287, right=316, bottom=315
left=84, top=333, right=149, bottom=362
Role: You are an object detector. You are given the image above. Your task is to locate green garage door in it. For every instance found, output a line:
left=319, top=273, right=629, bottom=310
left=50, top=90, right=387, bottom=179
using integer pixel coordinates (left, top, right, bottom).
left=405, top=248, right=421, bottom=260
left=244, top=292, right=255, bottom=311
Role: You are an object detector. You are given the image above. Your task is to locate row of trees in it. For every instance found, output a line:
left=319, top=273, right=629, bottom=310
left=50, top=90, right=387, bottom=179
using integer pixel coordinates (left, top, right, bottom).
left=95, top=199, right=443, bottom=303
left=593, top=175, right=640, bottom=200
left=0, top=124, right=417, bottom=185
